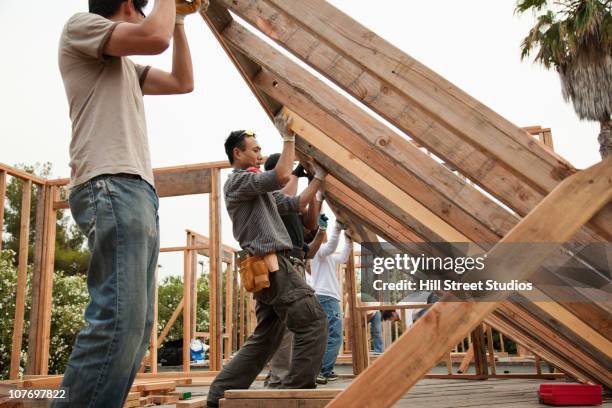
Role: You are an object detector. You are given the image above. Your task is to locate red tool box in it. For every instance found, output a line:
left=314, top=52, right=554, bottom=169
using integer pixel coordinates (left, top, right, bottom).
left=539, top=384, right=602, bottom=406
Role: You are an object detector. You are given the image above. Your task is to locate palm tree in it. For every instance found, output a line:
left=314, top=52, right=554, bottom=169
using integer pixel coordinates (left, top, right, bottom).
left=516, top=0, right=612, bottom=158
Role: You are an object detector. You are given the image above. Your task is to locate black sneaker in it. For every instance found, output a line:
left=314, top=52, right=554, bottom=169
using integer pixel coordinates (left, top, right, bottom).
left=326, top=372, right=339, bottom=381
left=315, top=375, right=328, bottom=385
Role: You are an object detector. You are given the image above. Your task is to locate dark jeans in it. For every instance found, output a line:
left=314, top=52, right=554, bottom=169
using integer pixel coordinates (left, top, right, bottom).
left=51, top=175, right=159, bottom=408
left=207, top=255, right=327, bottom=407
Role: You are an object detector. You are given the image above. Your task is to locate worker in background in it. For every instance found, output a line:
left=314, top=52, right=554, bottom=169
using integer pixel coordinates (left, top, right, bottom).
left=206, top=115, right=328, bottom=408
left=310, top=220, right=352, bottom=384
left=54, top=0, right=203, bottom=406
left=262, top=154, right=326, bottom=388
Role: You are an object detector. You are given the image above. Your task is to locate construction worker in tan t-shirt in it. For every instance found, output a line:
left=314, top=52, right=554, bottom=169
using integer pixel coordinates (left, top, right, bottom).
left=53, top=1, right=206, bottom=407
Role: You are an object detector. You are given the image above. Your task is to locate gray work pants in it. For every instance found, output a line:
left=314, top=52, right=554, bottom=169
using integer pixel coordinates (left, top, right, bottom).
left=206, top=255, right=327, bottom=407
left=265, top=258, right=307, bottom=387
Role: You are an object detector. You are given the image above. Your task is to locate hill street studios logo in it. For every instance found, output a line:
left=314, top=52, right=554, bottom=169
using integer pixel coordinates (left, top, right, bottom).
left=359, top=242, right=537, bottom=303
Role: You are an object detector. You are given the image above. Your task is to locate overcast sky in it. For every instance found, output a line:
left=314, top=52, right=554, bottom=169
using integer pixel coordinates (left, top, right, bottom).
left=0, top=1, right=601, bottom=280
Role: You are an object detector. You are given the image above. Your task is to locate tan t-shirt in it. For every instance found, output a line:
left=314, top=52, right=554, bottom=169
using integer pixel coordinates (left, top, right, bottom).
left=59, top=12, right=154, bottom=188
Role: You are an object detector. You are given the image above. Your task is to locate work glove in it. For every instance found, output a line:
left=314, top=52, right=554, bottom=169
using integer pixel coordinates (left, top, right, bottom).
left=315, top=190, right=325, bottom=202
left=292, top=164, right=308, bottom=178
left=274, top=113, right=295, bottom=142
left=318, top=214, right=329, bottom=231
left=312, top=162, right=327, bottom=181
left=175, top=0, right=208, bottom=24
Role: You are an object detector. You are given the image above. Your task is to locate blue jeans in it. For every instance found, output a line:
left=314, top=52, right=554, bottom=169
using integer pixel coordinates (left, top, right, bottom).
left=52, top=175, right=159, bottom=408
left=370, top=311, right=383, bottom=353
left=317, top=294, right=342, bottom=377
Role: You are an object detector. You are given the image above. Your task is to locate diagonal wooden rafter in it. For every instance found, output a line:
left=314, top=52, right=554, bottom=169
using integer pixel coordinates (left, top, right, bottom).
left=328, top=157, right=612, bottom=407
left=200, top=0, right=612, bottom=389
left=218, top=0, right=612, bottom=241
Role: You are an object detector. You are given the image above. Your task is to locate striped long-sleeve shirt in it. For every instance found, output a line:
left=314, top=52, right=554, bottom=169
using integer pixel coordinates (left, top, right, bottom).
left=224, top=168, right=300, bottom=256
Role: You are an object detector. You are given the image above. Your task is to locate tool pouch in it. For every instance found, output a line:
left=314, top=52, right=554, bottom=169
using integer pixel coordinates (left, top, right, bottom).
left=239, top=255, right=270, bottom=293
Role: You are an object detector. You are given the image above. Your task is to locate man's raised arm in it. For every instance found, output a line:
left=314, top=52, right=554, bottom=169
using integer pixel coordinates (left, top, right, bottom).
left=104, top=0, right=176, bottom=56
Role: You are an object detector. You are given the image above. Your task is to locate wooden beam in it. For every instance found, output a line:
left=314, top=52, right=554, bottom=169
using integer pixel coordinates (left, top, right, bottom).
left=39, top=186, right=58, bottom=375
left=470, top=326, right=488, bottom=377
left=345, top=246, right=367, bottom=374
left=10, top=180, right=32, bottom=379
left=286, top=109, right=469, bottom=243
left=150, top=266, right=159, bottom=373
left=219, top=0, right=612, bottom=241
left=221, top=21, right=514, bottom=242
left=183, top=249, right=191, bottom=372
left=190, top=233, right=198, bottom=345
left=0, top=170, right=6, bottom=252
left=209, top=168, right=223, bottom=371
left=328, top=158, right=612, bottom=407
left=224, top=261, right=234, bottom=360
left=26, top=185, right=46, bottom=374
left=0, top=163, right=46, bottom=185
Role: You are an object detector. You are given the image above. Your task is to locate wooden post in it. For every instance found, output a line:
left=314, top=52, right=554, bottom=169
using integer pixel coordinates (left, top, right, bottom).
left=10, top=179, right=32, bottom=379
left=39, top=186, right=57, bottom=375
left=345, top=247, right=367, bottom=374
left=499, top=332, right=505, bottom=353
left=190, top=233, right=198, bottom=340
left=183, top=249, right=191, bottom=372
left=26, top=185, right=47, bottom=375
left=535, top=355, right=543, bottom=375
left=150, top=265, right=159, bottom=373
left=209, top=168, right=223, bottom=371
left=232, top=254, right=239, bottom=354
left=224, top=261, right=234, bottom=360
left=0, top=170, right=6, bottom=252
left=471, top=326, right=489, bottom=377
left=247, top=294, right=256, bottom=335
left=486, top=325, right=497, bottom=375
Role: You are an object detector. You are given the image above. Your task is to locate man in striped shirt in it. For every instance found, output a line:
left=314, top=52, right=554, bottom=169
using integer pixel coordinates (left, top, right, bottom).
left=206, top=115, right=328, bottom=408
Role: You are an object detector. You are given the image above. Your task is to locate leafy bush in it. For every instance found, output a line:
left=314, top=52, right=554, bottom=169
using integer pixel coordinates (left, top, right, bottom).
left=0, top=249, right=88, bottom=379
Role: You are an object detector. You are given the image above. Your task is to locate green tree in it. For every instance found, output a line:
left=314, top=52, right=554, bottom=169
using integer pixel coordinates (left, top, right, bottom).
left=156, top=274, right=210, bottom=345
left=3, top=163, right=89, bottom=275
left=0, top=249, right=88, bottom=379
left=517, top=0, right=612, bottom=158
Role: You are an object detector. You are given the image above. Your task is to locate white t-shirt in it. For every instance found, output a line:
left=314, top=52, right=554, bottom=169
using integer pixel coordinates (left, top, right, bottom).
left=310, top=224, right=352, bottom=301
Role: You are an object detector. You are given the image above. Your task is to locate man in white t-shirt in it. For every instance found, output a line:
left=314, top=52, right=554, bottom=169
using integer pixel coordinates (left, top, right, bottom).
left=309, top=220, right=352, bottom=383
left=54, top=1, right=204, bottom=406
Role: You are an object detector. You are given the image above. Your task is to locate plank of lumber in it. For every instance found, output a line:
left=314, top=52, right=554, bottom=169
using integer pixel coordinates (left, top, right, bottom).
left=176, top=397, right=208, bottom=408
left=224, top=389, right=343, bottom=399
left=25, top=185, right=47, bottom=374
left=10, top=180, right=32, bottom=379
left=183, top=248, right=192, bottom=372
left=137, top=371, right=219, bottom=379
left=219, top=399, right=331, bottom=408
left=209, top=168, right=224, bottom=371
left=286, top=108, right=469, bottom=242
left=328, top=158, right=612, bottom=407
left=133, top=381, right=177, bottom=392
left=0, top=163, right=46, bottom=185
left=0, top=170, right=6, bottom=252
left=148, top=394, right=179, bottom=404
